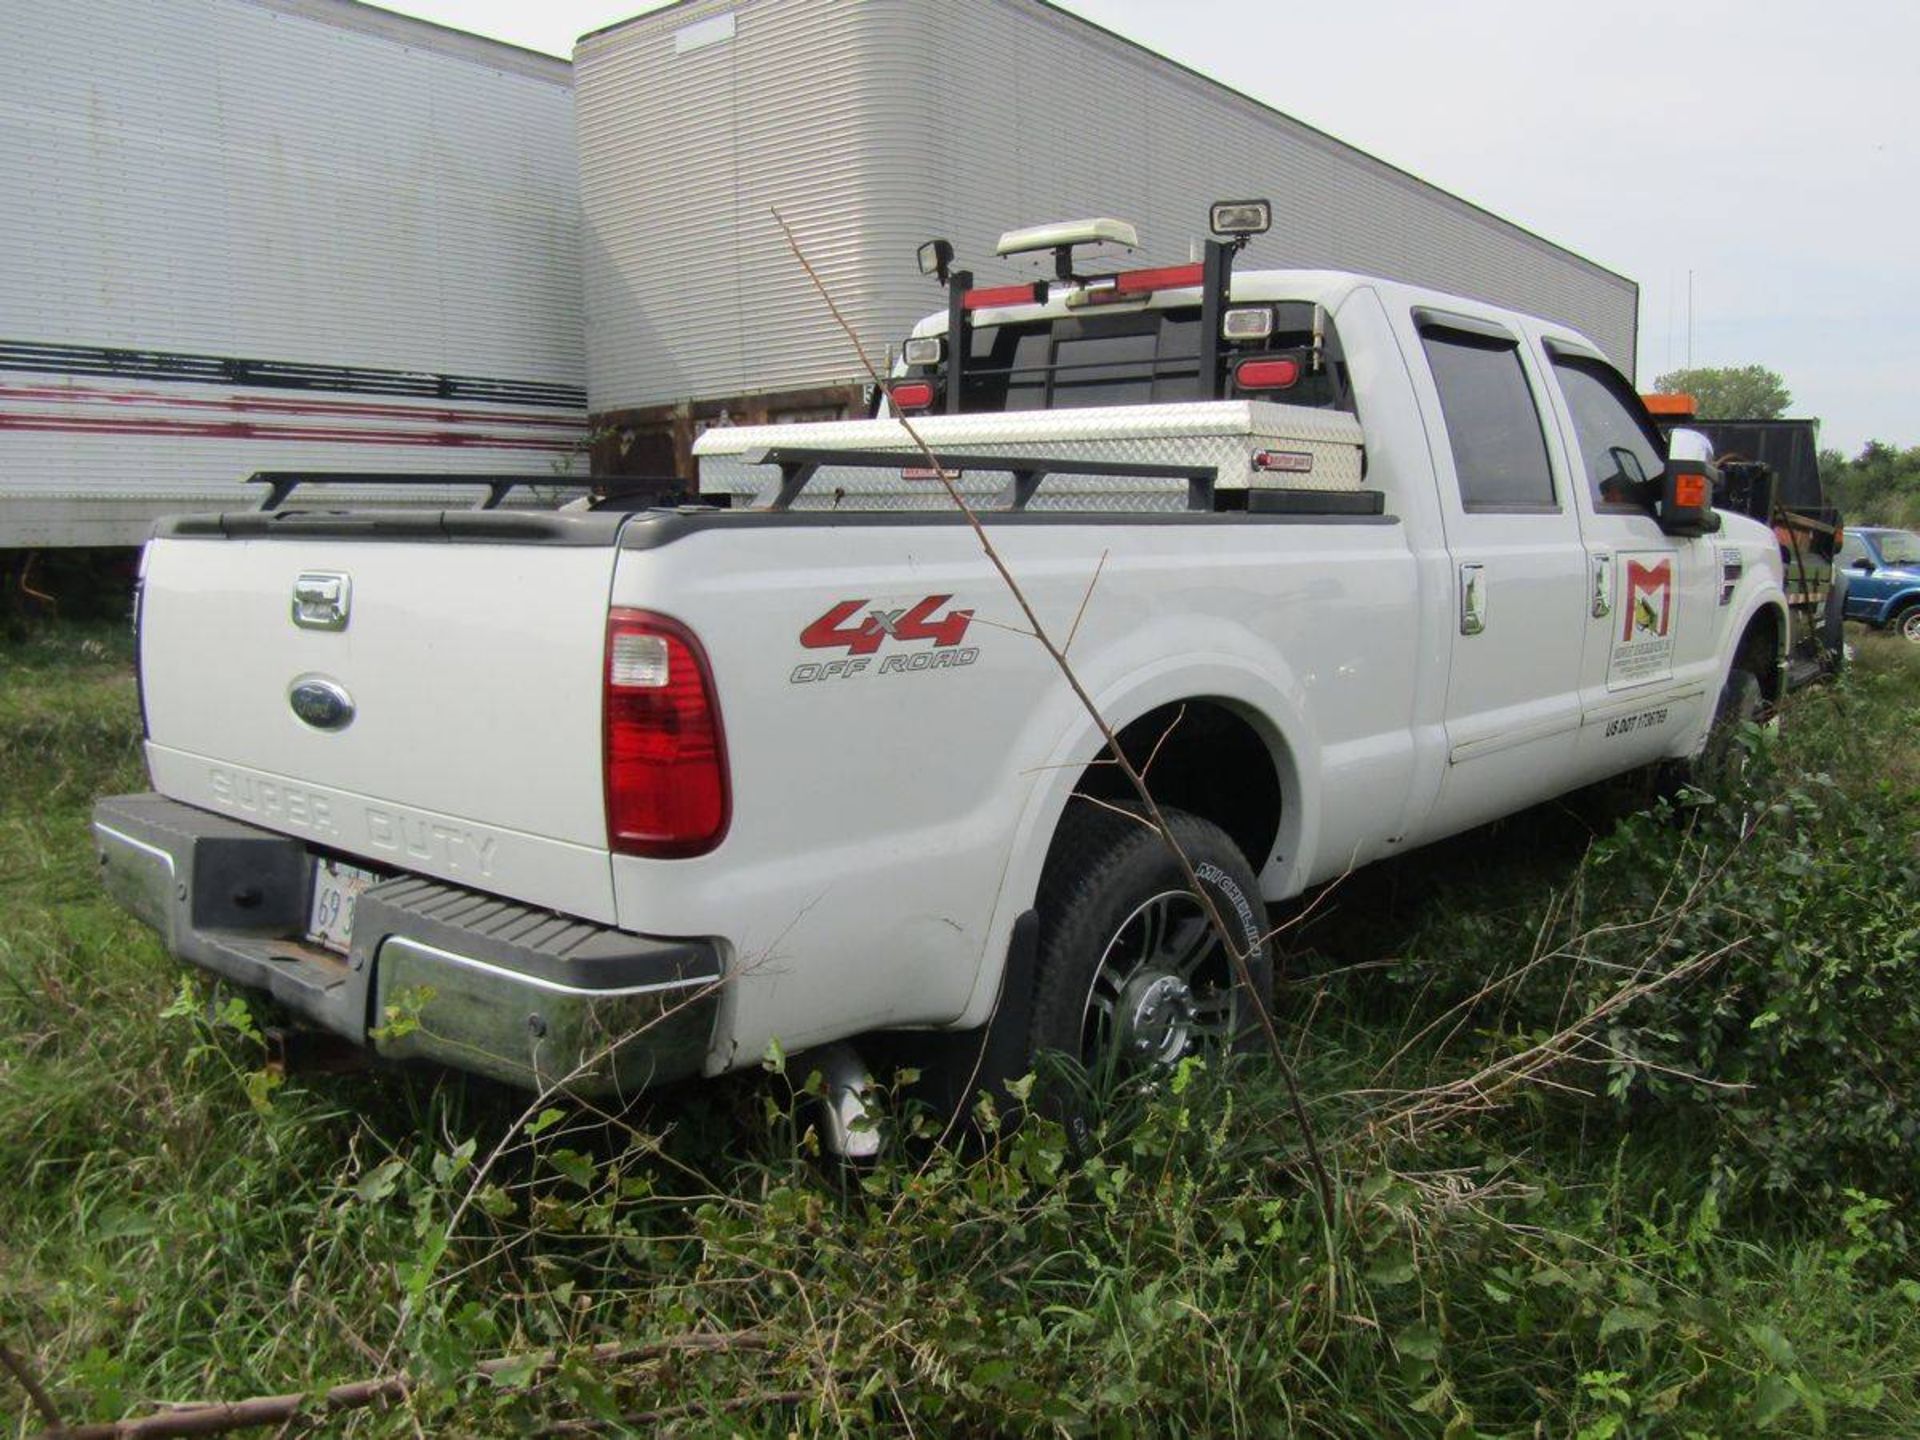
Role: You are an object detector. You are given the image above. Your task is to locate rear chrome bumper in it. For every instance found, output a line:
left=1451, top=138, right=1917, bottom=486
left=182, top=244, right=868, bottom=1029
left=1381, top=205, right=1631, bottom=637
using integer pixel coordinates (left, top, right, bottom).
left=92, top=793, right=721, bottom=1097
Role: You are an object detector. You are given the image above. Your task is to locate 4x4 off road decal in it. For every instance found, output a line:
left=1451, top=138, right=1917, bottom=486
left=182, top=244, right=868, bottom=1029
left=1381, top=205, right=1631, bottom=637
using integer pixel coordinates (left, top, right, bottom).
left=791, top=594, right=979, bottom=684
left=1608, top=553, right=1677, bottom=688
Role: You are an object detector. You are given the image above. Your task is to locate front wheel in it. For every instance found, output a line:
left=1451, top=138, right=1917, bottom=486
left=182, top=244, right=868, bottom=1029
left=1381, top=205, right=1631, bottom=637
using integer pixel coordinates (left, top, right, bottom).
left=1030, top=804, right=1273, bottom=1089
left=1897, top=605, right=1920, bottom=645
left=1690, top=666, right=1765, bottom=795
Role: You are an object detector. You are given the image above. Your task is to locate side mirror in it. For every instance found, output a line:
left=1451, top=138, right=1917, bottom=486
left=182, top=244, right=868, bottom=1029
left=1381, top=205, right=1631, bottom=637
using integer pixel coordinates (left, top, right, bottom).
left=1595, top=446, right=1657, bottom=510
left=1657, top=460, right=1720, bottom=537
left=1851, top=557, right=1876, bottom=574
left=1609, top=444, right=1648, bottom=485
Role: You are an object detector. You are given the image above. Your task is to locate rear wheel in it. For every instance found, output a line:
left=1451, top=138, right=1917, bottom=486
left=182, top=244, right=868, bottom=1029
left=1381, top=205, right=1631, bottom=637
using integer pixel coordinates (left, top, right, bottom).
left=1030, top=804, right=1272, bottom=1092
left=1818, top=575, right=1849, bottom=673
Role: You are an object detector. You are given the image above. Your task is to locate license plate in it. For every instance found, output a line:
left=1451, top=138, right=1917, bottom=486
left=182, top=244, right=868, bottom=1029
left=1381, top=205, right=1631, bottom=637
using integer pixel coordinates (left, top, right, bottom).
left=308, top=858, right=378, bottom=954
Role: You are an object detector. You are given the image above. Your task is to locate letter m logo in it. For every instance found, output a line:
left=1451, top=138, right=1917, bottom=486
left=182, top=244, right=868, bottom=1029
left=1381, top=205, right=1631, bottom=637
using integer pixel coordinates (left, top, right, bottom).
left=1622, top=558, right=1673, bottom=641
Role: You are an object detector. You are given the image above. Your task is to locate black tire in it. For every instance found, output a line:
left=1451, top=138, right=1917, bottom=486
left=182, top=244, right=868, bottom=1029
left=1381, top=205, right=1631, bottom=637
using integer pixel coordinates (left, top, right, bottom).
left=1030, top=802, right=1273, bottom=1092
left=1895, top=601, right=1920, bottom=646
left=1819, top=574, right=1849, bottom=673
left=1691, top=667, right=1765, bottom=794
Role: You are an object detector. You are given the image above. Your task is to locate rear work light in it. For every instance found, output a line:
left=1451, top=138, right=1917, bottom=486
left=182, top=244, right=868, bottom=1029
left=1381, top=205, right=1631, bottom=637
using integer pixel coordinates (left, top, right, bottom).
left=889, top=380, right=935, bottom=413
left=901, top=336, right=942, bottom=367
left=604, top=610, right=729, bottom=858
left=1235, top=357, right=1301, bottom=391
left=1221, top=306, right=1274, bottom=341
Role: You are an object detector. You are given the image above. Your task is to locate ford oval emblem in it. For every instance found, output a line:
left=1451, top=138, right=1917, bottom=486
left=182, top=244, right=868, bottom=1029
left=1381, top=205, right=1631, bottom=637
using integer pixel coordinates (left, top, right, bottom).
left=288, top=677, right=355, bottom=731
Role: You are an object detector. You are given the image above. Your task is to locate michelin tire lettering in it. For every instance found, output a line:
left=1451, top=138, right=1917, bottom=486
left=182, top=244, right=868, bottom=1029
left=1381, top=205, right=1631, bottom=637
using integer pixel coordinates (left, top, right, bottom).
left=1196, top=860, right=1262, bottom=947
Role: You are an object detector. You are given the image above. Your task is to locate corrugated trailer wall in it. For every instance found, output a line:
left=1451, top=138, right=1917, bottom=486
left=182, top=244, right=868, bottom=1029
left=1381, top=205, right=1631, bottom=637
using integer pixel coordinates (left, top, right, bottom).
left=576, top=0, right=1637, bottom=470
left=0, top=0, right=589, bottom=547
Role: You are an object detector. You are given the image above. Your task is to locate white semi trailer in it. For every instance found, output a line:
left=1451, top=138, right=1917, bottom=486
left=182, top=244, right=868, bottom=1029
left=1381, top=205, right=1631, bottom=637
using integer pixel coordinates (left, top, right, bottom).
left=0, top=0, right=590, bottom=549
left=572, top=0, right=1643, bottom=476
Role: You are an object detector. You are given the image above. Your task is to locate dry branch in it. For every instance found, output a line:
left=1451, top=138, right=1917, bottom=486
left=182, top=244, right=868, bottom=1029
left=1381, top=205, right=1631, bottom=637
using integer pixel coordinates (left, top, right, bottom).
left=769, top=207, right=1335, bottom=1218
left=33, top=1331, right=767, bottom=1440
left=2, top=1341, right=65, bottom=1432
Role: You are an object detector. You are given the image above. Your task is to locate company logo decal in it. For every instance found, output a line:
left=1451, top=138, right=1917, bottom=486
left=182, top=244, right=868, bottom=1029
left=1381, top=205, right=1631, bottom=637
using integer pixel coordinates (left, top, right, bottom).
left=1622, top=559, right=1673, bottom=642
left=1608, top=553, right=1677, bottom=688
left=288, top=676, right=355, bottom=731
left=793, top=594, right=978, bottom=684
left=1251, top=449, right=1313, bottom=474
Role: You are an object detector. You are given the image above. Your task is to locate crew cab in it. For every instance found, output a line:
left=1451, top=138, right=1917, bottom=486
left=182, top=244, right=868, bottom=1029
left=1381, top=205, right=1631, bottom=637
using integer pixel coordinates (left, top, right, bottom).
left=1836, top=526, right=1920, bottom=643
left=94, top=204, right=1789, bottom=1128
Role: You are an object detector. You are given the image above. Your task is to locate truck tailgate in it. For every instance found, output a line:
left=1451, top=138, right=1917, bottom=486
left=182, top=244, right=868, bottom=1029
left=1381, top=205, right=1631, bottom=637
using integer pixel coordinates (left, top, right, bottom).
left=139, top=525, right=621, bottom=923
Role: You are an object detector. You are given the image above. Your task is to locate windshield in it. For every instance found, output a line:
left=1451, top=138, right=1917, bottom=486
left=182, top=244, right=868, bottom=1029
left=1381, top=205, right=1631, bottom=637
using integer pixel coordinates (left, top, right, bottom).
left=1875, top=531, right=1920, bottom=565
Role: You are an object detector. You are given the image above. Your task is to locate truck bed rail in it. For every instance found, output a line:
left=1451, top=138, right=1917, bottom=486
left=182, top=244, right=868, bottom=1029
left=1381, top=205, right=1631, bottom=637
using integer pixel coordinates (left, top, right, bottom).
left=745, top=445, right=1223, bottom=512
left=741, top=445, right=1384, bottom=516
left=246, top=471, right=681, bottom=511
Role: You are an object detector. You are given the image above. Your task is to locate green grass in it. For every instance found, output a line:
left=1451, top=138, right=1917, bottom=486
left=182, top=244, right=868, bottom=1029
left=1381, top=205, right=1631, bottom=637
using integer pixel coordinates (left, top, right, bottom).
left=3, top=621, right=1918, bottom=1436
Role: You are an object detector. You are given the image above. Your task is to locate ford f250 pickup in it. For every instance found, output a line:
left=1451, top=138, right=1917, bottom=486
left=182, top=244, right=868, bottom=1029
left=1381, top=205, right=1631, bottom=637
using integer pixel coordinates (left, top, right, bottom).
left=94, top=205, right=1789, bottom=1134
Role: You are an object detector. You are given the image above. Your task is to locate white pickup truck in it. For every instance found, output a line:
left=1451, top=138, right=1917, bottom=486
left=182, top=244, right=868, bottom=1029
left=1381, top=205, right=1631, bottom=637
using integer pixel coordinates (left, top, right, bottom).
left=95, top=206, right=1787, bottom=1123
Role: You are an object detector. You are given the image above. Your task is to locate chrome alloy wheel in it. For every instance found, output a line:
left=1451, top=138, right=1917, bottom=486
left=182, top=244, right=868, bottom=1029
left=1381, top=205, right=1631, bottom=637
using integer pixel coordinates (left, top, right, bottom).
left=1079, top=889, right=1239, bottom=1068
left=1900, top=608, right=1920, bottom=645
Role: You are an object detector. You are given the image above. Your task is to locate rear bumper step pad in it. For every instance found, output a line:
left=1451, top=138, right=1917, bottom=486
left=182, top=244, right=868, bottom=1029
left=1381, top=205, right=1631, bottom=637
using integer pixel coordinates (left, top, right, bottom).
left=92, top=793, right=721, bottom=1096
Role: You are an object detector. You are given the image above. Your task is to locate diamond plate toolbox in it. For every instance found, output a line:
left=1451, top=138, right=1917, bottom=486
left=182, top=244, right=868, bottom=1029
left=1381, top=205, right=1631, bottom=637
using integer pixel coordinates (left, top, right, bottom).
left=693, top=400, right=1365, bottom=512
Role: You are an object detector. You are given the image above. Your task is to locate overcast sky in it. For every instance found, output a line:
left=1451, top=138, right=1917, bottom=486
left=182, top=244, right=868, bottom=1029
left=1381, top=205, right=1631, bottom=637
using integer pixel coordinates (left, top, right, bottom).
left=389, top=0, right=1915, bottom=454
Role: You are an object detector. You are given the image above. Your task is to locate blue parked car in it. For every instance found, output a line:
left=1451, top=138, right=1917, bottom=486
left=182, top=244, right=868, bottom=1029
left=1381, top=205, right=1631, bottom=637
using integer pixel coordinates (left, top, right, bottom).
left=1838, top=527, right=1920, bottom=643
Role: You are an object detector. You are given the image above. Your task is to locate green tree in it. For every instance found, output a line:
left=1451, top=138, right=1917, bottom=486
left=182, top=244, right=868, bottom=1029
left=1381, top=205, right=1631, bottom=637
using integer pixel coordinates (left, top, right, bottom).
left=1820, top=440, right=1920, bottom=527
left=1652, top=364, right=1791, bottom=420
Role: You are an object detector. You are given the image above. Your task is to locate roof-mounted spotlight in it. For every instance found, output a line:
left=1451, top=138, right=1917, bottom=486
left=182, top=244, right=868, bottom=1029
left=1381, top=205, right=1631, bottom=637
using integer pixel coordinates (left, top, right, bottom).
left=995, top=217, right=1139, bottom=280
left=916, top=238, right=955, bottom=286
left=1209, top=199, right=1272, bottom=241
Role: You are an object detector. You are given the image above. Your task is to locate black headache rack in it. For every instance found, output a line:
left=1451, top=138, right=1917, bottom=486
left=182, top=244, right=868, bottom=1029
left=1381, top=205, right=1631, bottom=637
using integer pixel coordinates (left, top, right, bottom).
left=245, top=471, right=688, bottom=510
left=741, top=446, right=1385, bottom=517
left=937, top=237, right=1246, bottom=415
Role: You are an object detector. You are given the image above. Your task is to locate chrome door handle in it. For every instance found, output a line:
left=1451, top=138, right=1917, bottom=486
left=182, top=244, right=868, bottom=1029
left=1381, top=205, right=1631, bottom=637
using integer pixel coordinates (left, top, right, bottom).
left=1459, top=563, right=1487, bottom=636
left=1591, top=553, right=1613, bottom=618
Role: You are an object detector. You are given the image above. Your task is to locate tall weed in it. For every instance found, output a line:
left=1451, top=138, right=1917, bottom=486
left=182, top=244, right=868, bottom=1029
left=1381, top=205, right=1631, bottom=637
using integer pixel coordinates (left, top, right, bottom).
left=3, top=622, right=1918, bottom=1435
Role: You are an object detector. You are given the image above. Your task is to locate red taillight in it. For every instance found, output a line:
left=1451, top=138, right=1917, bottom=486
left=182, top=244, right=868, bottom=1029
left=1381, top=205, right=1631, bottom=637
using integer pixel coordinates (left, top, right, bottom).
left=603, top=610, right=729, bottom=858
left=1235, top=357, right=1301, bottom=391
left=889, top=380, right=935, bottom=413
left=1114, top=262, right=1205, bottom=295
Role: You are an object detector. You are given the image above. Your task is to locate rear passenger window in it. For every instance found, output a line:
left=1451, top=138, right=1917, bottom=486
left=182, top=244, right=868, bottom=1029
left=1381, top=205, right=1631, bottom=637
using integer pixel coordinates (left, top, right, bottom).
left=1550, top=354, right=1667, bottom=510
left=1419, top=327, right=1555, bottom=511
